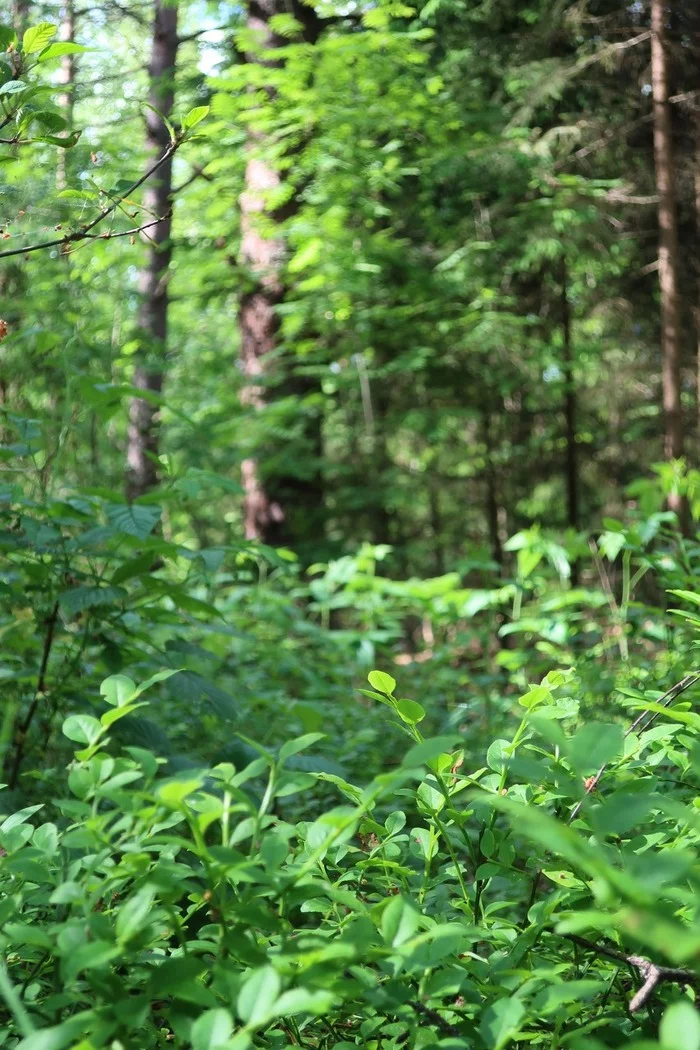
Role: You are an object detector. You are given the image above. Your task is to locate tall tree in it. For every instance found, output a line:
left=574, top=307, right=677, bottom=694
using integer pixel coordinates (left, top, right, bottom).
left=56, top=0, right=76, bottom=192
left=238, top=0, right=323, bottom=548
left=126, top=0, right=179, bottom=499
left=650, top=0, right=683, bottom=492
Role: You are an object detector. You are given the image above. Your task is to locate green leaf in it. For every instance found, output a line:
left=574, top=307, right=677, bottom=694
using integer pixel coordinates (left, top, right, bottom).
left=237, top=966, right=281, bottom=1027
left=486, top=738, right=512, bottom=773
left=274, top=988, right=334, bottom=1015
left=182, top=105, right=210, bottom=130
left=567, top=723, right=624, bottom=774
left=0, top=80, right=27, bottom=95
left=660, top=1001, right=700, bottom=1050
left=37, top=41, right=90, bottom=61
left=480, top=996, right=525, bottom=1050
left=100, top=674, right=136, bottom=707
left=111, top=552, right=155, bottom=584
left=105, top=502, right=161, bottom=538
left=367, top=670, right=396, bottom=695
left=191, top=1009, right=234, bottom=1050
left=115, top=884, right=156, bottom=942
left=62, top=940, right=119, bottom=981
left=395, top=699, right=425, bottom=724
left=33, top=823, right=59, bottom=855
left=22, top=22, right=56, bottom=54
left=58, top=585, right=125, bottom=614
left=279, top=732, right=325, bottom=763
left=156, top=777, right=204, bottom=807
left=380, top=894, right=421, bottom=947
left=62, top=714, right=102, bottom=745
left=403, top=735, right=460, bottom=767
left=132, top=668, right=180, bottom=698
left=16, top=1013, right=94, bottom=1050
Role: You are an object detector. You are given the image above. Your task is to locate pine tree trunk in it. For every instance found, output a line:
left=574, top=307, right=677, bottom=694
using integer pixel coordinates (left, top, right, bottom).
left=650, top=0, right=684, bottom=493
left=238, top=0, right=323, bottom=548
left=126, top=0, right=178, bottom=500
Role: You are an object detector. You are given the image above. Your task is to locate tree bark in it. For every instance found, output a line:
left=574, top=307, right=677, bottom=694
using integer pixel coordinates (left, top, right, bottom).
left=11, top=0, right=29, bottom=33
left=650, top=0, right=684, bottom=493
left=483, top=409, right=503, bottom=569
left=560, top=257, right=579, bottom=534
left=126, top=0, right=178, bottom=500
left=238, top=0, right=323, bottom=548
left=695, top=91, right=700, bottom=457
left=56, top=0, right=76, bottom=192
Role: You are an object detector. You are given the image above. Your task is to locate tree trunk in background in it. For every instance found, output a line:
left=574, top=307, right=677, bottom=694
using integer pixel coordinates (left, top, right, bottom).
left=239, top=0, right=323, bottom=549
left=560, top=258, right=579, bottom=530
left=650, top=0, right=684, bottom=509
left=483, top=409, right=503, bottom=569
left=695, top=91, right=700, bottom=457
left=126, top=0, right=178, bottom=500
left=11, top=0, right=29, bottom=33
left=56, top=0, right=76, bottom=192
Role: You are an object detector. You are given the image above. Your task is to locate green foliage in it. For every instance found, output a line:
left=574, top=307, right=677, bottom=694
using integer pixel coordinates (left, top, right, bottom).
left=2, top=653, right=700, bottom=1048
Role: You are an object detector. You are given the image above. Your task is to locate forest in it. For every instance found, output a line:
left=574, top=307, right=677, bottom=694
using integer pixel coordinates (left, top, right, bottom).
left=4, top=0, right=700, bottom=1047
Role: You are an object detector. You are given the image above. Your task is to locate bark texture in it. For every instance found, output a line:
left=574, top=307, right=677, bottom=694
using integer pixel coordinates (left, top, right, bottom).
left=126, top=0, right=178, bottom=500
left=560, top=258, right=578, bottom=533
left=238, top=0, right=323, bottom=548
left=650, top=0, right=683, bottom=479
left=56, top=0, right=76, bottom=192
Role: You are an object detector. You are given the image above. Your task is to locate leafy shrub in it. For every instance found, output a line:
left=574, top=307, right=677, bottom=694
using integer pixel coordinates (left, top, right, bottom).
left=2, top=664, right=700, bottom=1049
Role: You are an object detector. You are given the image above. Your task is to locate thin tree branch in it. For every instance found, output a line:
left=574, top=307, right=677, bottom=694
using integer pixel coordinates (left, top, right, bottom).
left=568, top=672, right=700, bottom=822
left=566, top=934, right=698, bottom=1012
left=0, top=138, right=182, bottom=261
left=64, top=212, right=172, bottom=251
left=172, top=164, right=213, bottom=195
left=8, top=601, right=60, bottom=790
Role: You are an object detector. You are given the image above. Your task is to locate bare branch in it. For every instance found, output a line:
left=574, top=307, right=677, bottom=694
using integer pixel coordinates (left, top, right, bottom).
left=567, top=934, right=698, bottom=1012
left=568, top=673, right=700, bottom=823
left=0, top=139, right=181, bottom=261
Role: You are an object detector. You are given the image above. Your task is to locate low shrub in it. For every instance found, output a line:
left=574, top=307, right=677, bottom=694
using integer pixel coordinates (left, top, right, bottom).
left=2, top=665, right=700, bottom=1049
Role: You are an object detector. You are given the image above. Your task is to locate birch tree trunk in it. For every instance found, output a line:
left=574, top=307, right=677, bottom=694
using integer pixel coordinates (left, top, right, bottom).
left=126, top=0, right=178, bottom=500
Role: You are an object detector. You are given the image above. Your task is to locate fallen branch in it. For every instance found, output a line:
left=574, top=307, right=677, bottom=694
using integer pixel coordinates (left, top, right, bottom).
left=567, top=934, right=698, bottom=1012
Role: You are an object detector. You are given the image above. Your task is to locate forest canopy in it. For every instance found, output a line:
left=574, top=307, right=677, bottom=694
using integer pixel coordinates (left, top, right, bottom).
left=3, top=2, right=700, bottom=1049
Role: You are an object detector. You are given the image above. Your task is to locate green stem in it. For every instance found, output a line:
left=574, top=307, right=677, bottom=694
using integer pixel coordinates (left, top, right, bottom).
left=0, top=959, right=35, bottom=1037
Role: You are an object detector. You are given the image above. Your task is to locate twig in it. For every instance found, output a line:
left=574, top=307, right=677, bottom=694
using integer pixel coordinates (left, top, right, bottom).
left=568, top=672, right=700, bottom=823
left=63, top=212, right=171, bottom=251
left=567, top=934, right=698, bottom=1012
left=0, top=139, right=181, bottom=261
left=7, top=601, right=60, bottom=790
left=172, top=165, right=213, bottom=195
left=408, top=1001, right=461, bottom=1037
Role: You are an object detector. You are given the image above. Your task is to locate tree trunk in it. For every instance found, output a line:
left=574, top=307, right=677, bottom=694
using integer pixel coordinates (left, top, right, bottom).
left=56, top=0, right=76, bottom=192
left=483, top=409, right=503, bottom=569
left=560, top=257, right=579, bottom=536
left=238, top=0, right=323, bottom=548
left=12, top=0, right=29, bottom=33
left=695, top=92, right=700, bottom=457
left=126, top=0, right=178, bottom=500
left=650, top=0, right=684, bottom=500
